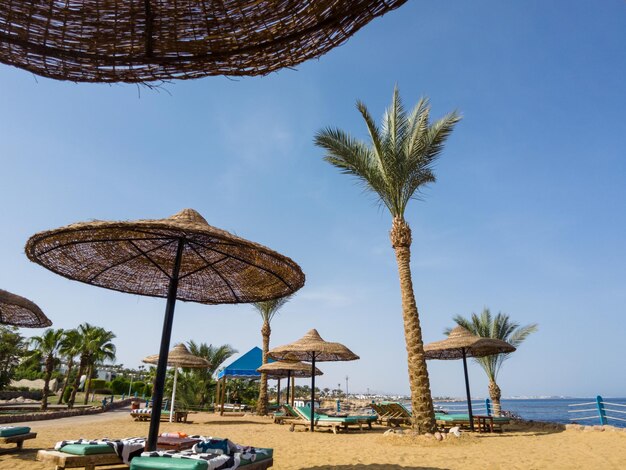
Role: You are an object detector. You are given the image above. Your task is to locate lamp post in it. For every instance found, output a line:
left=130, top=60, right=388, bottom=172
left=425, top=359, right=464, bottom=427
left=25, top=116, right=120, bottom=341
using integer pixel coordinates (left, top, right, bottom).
left=345, top=375, right=349, bottom=399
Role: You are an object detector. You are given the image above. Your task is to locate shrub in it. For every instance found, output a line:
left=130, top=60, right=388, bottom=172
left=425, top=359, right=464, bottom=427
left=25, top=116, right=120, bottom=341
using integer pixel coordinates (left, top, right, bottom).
left=94, top=388, right=113, bottom=395
left=110, top=377, right=130, bottom=395
left=89, top=379, right=107, bottom=390
left=63, top=387, right=74, bottom=403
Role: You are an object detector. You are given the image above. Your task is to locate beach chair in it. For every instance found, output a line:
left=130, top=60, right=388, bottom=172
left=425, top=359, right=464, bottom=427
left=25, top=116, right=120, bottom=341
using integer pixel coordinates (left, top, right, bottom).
left=435, top=413, right=511, bottom=432
left=130, top=408, right=189, bottom=423
left=289, top=406, right=371, bottom=434
left=273, top=404, right=300, bottom=424
left=0, top=426, right=37, bottom=454
left=370, top=403, right=409, bottom=427
left=382, top=402, right=412, bottom=426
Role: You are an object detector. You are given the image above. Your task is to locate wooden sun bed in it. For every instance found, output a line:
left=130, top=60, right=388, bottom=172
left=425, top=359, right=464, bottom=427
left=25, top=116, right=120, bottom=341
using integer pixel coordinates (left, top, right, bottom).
left=130, top=409, right=189, bottom=422
left=0, top=432, right=37, bottom=454
left=370, top=403, right=411, bottom=427
left=273, top=404, right=300, bottom=424
left=36, top=449, right=127, bottom=470
left=289, top=406, right=373, bottom=434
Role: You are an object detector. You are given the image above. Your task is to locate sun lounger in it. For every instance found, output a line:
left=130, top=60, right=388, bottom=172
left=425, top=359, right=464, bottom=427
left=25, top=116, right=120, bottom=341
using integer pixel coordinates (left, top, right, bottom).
left=38, top=438, right=146, bottom=469
left=36, top=449, right=126, bottom=469
left=0, top=426, right=37, bottom=454
left=289, top=406, right=373, bottom=433
left=130, top=408, right=189, bottom=423
left=370, top=403, right=410, bottom=427
left=273, top=404, right=300, bottom=424
left=435, top=413, right=510, bottom=432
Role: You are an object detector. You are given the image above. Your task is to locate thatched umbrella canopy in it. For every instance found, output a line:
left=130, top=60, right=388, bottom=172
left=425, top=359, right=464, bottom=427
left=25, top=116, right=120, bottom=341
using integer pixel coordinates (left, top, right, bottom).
left=0, top=288, right=51, bottom=328
left=269, top=329, right=358, bottom=431
left=25, top=208, right=304, bottom=449
left=257, top=353, right=323, bottom=406
left=424, top=326, right=515, bottom=430
left=0, top=1, right=407, bottom=83
left=143, top=343, right=210, bottom=423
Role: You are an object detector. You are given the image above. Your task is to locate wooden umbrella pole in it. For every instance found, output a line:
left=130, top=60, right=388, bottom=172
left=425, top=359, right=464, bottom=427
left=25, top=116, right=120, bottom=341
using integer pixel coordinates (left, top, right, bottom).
left=147, top=240, right=185, bottom=451
left=291, top=374, right=295, bottom=406
left=310, top=353, right=316, bottom=432
left=462, top=348, right=475, bottom=432
left=277, top=378, right=281, bottom=405
left=285, top=370, right=291, bottom=404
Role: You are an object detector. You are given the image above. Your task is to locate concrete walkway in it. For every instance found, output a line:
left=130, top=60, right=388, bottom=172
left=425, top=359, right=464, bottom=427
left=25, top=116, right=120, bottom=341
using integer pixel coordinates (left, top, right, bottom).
left=7, top=406, right=131, bottom=429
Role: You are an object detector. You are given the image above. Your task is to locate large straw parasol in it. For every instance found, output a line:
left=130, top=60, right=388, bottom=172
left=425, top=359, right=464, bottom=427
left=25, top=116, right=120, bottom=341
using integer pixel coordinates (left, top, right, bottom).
left=268, top=329, right=358, bottom=431
left=424, top=326, right=515, bottom=430
left=25, top=208, right=304, bottom=450
left=143, top=343, right=210, bottom=422
left=257, top=353, right=323, bottom=406
left=0, top=288, right=52, bottom=328
left=0, top=1, right=407, bottom=83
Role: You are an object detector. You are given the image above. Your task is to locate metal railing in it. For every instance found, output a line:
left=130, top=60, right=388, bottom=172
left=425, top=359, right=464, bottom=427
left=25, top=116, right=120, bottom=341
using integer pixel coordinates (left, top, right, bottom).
left=568, top=396, right=626, bottom=426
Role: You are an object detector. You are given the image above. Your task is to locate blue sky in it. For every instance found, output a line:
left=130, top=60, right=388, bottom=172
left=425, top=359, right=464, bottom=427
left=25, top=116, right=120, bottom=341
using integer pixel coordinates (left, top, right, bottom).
left=1, top=0, right=625, bottom=399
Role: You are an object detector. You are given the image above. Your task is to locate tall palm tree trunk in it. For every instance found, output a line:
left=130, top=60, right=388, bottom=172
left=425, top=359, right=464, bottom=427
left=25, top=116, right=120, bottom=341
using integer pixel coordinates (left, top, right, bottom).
left=57, top=359, right=74, bottom=405
left=83, top=363, right=93, bottom=404
left=41, top=356, right=54, bottom=411
left=257, top=322, right=271, bottom=416
left=489, top=380, right=502, bottom=417
left=391, top=217, right=437, bottom=433
left=68, top=358, right=86, bottom=408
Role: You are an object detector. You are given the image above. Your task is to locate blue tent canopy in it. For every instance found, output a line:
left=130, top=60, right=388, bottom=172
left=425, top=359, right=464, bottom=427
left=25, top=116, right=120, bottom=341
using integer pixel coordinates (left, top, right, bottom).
left=217, top=346, right=274, bottom=380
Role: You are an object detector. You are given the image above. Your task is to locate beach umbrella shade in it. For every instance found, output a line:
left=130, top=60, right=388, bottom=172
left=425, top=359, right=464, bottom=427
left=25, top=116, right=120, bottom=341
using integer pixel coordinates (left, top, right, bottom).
left=143, top=343, right=210, bottom=422
left=0, top=1, right=407, bottom=83
left=257, top=352, right=323, bottom=405
left=0, top=288, right=52, bottom=328
left=424, top=326, right=515, bottom=430
left=25, top=208, right=305, bottom=450
left=268, top=329, right=358, bottom=431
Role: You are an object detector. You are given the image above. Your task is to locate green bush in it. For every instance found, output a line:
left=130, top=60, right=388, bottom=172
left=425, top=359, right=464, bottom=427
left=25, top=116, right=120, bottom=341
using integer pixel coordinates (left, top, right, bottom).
left=93, top=388, right=113, bottom=395
left=110, top=377, right=130, bottom=395
left=63, top=387, right=74, bottom=403
left=89, top=379, right=107, bottom=390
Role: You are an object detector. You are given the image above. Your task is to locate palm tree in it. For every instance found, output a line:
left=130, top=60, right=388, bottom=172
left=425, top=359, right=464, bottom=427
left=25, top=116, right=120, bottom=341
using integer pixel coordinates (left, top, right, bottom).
left=66, top=324, right=116, bottom=408
left=28, top=328, right=65, bottom=410
left=82, top=327, right=116, bottom=404
left=315, top=87, right=461, bottom=433
left=185, top=341, right=237, bottom=407
left=251, top=295, right=292, bottom=415
left=56, top=329, right=81, bottom=405
left=445, top=308, right=538, bottom=416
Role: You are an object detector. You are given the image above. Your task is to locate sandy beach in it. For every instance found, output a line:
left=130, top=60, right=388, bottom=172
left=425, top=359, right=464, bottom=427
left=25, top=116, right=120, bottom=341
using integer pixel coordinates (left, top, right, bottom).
left=1, top=409, right=625, bottom=470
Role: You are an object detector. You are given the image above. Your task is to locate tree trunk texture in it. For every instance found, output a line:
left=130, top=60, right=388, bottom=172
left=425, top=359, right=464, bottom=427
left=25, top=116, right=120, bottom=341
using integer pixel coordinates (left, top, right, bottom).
left=57, top=359, right=74, bottom=405
left=68, top=358, right=86, bottom=409
left=257, top=321, right=271, bottom=416
left=489, top=380, right=502, bottom=417
left=390, top=217, right=437, bottom=433
left=41, top=356, right=54, bottom=411
left=83, top=363, right=93, bottom=405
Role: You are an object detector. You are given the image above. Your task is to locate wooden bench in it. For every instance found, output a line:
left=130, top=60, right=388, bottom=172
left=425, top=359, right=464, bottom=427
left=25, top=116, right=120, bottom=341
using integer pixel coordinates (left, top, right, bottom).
left=36, top=449, right=127, bottom=470
left=0, top=432, right=37, bottom=454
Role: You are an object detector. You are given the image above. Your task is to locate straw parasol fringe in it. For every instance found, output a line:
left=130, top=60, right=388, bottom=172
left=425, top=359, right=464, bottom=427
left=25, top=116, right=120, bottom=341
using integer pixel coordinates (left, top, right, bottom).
left=268, top=329, right=359, bottom=362
left=0, top=1, right=408, bottom=83
left=0, top=288, right=52, bottom=328
left=25, top=209, right=305, bottom=304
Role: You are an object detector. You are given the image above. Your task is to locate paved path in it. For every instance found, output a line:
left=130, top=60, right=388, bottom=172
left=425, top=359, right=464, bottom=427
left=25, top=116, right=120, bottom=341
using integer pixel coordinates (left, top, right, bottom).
left=8, top=406, right=131, bottom=428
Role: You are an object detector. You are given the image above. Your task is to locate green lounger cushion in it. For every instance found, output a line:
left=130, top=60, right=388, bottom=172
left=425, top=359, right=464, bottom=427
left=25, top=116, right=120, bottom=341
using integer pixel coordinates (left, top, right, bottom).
left=0, top=426, right=31, bottom=437
left=60, top=444, right=115, bottom=455
left=435, top=414, right=510, bottom=423
left=240, top=448, right=273, bottom=465
left=130, top=457, right=208, bottom=470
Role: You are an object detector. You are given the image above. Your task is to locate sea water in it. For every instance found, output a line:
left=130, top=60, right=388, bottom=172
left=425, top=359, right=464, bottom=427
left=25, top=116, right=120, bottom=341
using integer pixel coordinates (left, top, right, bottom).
left=427, top=397, right=626, bottom=428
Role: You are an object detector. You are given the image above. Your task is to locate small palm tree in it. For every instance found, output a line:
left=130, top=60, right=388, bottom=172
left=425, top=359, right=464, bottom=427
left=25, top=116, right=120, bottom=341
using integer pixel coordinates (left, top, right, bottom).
left=185, top=341, right=237, bottom=407
left=315, top=87, right=461, bottom=433
left=82, top=327, right=116, bottom=404
left=56, top=329, right=81, bottom=405
left=29, top=328, right=65, bottom=410
left=445, top=308, right=538, bottom=416
left=251, top=295, right=292, bottom=416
